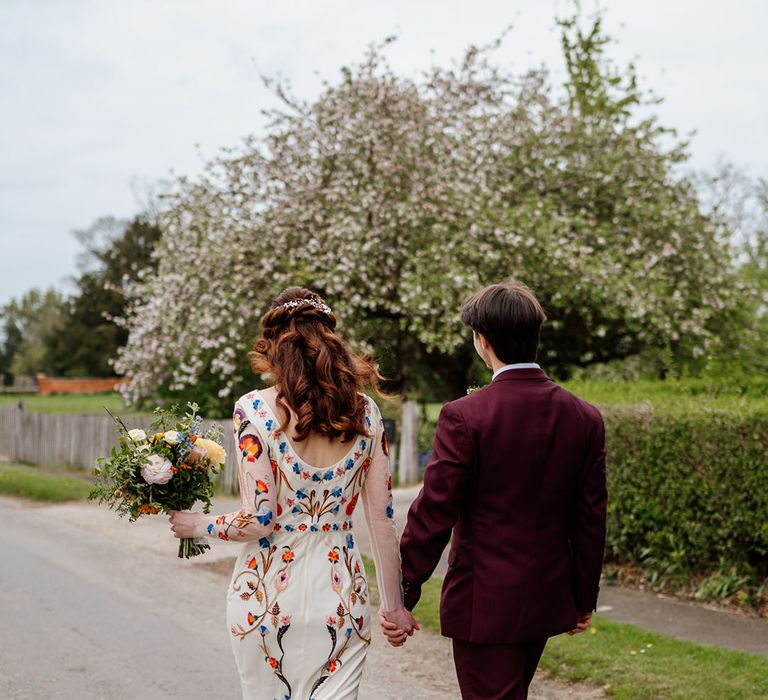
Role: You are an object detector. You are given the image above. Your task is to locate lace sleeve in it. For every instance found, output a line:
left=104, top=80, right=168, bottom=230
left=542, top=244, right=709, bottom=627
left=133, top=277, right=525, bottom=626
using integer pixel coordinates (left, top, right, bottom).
left=361, top=398, right=404, bottom=613
left=198, top=397, right=277, bottom=542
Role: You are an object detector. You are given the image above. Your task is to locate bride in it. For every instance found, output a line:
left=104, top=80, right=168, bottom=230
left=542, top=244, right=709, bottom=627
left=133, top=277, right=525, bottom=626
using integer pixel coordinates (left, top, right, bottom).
left=169, top=287, right=418, bottom=699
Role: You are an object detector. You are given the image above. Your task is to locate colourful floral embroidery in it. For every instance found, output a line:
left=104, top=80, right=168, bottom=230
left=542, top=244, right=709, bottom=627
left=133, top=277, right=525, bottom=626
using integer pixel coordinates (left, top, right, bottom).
left=255, top=503, right=273, bottom=526
left=227, top=392, right=389, bottom=699
left=239, top=434, right=263, bottom=462
left=290, top=487, right=344, bottom=523
left=210, top=509, right=263, bottom=539
left=233, top=405, right=247, bottom=432
left=345, top=493, right=359, bottom=516
left=309, top=544, right=370, bottom=695
left=231, top=544, right=296, bottom=697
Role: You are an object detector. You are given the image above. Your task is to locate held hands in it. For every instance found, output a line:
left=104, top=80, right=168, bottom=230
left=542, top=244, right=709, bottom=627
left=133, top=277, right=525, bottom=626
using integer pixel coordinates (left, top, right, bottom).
left=378, top=608, right=420, bottom=647
left=567, top=611, right=593, bottom=636
left=168, top=510, right=204, bottom=539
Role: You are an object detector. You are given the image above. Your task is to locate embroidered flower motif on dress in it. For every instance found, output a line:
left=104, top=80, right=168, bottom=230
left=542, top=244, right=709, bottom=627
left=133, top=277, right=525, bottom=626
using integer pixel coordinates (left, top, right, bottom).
left=233, top=405, right=247, bottom=431
left=239, top=434, right=263, bottom=462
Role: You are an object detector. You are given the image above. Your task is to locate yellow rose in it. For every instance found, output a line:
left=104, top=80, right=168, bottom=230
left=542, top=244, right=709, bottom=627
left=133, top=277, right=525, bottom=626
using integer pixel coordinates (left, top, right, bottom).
left=195, top=438, right=226, bottom=466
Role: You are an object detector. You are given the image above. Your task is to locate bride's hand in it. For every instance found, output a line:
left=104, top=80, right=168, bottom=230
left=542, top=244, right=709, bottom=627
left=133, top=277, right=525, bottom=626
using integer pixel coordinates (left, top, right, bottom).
left=379, top=609, right=420, bottom=647
left=169, top=510, right=204, bottom=539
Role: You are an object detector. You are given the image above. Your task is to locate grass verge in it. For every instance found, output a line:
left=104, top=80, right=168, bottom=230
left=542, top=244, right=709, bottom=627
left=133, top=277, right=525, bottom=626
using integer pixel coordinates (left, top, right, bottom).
left=0, top=392, right=132, bottom=415
left=541, top=616, right=768, bottom=700
left=0, top=463, right=92, bottom=502
left=363, top=557, right=768, bottom=699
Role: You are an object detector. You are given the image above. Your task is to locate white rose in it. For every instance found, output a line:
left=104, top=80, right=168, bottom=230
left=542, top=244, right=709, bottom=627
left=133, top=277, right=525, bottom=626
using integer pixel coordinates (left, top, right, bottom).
left=141, top=455, right=175, bottom=485
left=164, top=430, right=181, bottom=445
left=128, top=429, right=147, bottom=442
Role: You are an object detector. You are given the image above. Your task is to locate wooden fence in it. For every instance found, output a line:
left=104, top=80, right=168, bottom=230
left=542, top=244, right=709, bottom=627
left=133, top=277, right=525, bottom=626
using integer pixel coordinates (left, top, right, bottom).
left=0, top=401, right=420, bottom=495
left=0, top=405, right=239, bottom=495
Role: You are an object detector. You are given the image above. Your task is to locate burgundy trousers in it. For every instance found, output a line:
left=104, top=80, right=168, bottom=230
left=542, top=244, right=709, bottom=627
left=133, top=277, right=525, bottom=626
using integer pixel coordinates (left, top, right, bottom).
left=452, top=638, right=548, bottom=700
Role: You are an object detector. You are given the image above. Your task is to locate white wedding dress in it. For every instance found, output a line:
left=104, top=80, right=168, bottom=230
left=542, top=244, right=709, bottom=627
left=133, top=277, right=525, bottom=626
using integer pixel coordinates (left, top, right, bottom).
left=198, top=390, right=402, bottom=700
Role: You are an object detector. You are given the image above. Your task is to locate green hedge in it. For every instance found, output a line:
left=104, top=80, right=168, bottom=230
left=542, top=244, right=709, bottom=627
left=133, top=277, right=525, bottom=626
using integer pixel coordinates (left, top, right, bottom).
left=603, top=404, right=768, bottom=583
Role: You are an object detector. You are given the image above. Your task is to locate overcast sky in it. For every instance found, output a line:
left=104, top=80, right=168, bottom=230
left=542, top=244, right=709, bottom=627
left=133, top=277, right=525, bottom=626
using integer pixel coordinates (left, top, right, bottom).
left=1, top=0, right=766, bottom=307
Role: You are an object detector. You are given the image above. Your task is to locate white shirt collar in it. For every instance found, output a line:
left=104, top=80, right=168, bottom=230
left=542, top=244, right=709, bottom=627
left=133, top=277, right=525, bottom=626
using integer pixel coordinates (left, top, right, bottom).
left=492, top=362, right=541, bottom=381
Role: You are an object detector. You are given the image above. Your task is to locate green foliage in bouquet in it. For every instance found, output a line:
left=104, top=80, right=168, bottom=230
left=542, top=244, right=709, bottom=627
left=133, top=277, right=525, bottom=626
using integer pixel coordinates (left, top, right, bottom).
left=89, top=402, right=226, bottom=557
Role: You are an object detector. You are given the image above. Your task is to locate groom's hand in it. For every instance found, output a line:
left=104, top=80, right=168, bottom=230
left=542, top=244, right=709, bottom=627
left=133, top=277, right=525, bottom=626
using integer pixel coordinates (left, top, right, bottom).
left=567, top=611, right=593, bottom=635
left=379, top=610, right=420, bottom=647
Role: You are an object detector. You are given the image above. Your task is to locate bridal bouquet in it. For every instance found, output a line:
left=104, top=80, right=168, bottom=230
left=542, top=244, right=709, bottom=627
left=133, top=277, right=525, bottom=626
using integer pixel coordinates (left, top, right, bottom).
left=90, top=402, right=226, bottom=558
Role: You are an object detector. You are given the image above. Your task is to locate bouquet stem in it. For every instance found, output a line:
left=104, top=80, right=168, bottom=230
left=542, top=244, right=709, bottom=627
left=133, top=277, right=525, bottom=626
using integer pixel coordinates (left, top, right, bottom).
left=178, top=537, right=211, bottom=559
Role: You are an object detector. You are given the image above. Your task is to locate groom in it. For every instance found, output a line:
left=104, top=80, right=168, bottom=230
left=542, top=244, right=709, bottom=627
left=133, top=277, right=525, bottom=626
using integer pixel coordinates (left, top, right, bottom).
left=386, top=281, right=607, bottom=700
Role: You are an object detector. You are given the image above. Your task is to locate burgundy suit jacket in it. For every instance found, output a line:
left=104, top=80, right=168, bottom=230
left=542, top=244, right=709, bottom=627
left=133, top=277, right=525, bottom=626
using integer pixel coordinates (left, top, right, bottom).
left=400, top=368, right=607, bottom=643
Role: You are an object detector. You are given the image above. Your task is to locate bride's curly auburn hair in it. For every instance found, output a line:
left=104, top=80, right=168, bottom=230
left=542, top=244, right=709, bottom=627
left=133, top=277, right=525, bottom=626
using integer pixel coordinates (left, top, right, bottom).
left=249, top=287, right=387, bottom=443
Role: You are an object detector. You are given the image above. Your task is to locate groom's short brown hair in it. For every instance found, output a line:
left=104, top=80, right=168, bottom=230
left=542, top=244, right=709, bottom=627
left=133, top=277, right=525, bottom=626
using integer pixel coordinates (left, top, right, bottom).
left=460, top=281, right=547, bottom=363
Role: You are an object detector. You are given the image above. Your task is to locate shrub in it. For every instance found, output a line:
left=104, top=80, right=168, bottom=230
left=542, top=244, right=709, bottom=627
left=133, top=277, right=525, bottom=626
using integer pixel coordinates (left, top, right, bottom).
left=603, top=404, right=768, bottom=582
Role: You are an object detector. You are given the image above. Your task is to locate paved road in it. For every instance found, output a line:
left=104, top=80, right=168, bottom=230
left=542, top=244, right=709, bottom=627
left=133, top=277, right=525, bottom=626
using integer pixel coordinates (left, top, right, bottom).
left=0, top=497, right=602, bottom=700
left=0, top=498, right=241, bottom=700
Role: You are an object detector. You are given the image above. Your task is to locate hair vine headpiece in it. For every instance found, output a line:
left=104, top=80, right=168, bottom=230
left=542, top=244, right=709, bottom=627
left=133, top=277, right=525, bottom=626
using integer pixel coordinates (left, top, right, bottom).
left=277, top=298, right=333, bottom=316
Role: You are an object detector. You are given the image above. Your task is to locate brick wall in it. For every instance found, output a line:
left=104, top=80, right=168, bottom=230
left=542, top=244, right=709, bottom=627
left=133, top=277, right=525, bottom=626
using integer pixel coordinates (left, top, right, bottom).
left=36, top=376, right=129, bottom=396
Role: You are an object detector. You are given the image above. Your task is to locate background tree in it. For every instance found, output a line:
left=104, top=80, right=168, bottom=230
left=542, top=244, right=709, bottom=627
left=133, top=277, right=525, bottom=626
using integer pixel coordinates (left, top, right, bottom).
left=0, top=308, right=23, bottom=386
left=0, top=289, right=66, bottom=380
left=115, top=10, right=745, bottom=412
left=693, top=166, right=768, bottom=377
left=42, top=216, right=162, bottom=377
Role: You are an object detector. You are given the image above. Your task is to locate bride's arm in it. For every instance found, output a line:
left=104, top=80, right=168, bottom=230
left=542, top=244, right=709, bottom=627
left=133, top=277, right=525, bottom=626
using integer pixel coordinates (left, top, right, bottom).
left=361, top=398, right=418, bottom=637
left=169, top=397, right=277, bottom=542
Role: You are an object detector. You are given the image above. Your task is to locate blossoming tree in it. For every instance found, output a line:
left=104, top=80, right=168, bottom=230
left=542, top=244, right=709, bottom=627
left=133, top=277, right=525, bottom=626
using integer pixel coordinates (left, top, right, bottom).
left=115, top=15, right=742, bottom=409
